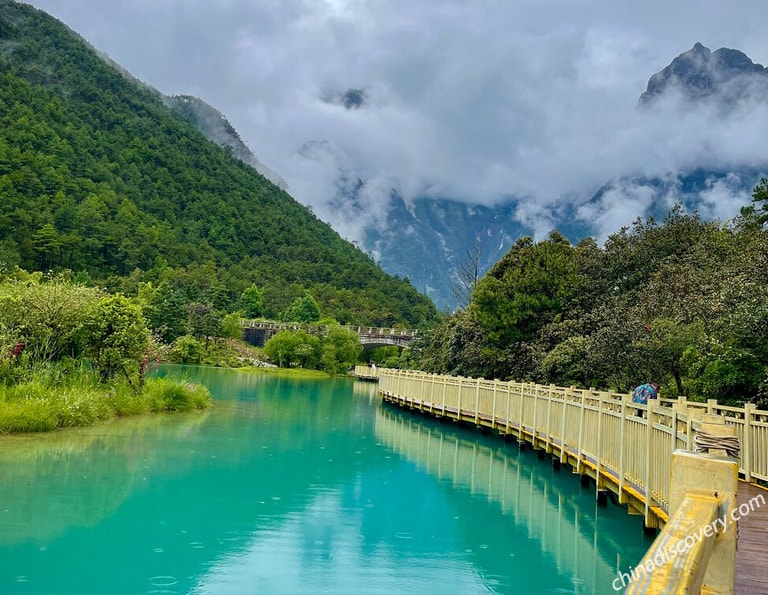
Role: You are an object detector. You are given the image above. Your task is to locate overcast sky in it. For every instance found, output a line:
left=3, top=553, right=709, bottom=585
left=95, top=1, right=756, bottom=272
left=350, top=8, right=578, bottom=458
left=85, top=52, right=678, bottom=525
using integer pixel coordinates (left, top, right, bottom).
left=24, top=0, right=768, bottom=240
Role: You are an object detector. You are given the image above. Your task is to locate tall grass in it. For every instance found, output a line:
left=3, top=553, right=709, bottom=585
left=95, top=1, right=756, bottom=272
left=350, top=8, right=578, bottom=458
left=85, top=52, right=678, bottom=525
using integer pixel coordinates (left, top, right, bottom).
left=0, top=364, right=211, bottom=435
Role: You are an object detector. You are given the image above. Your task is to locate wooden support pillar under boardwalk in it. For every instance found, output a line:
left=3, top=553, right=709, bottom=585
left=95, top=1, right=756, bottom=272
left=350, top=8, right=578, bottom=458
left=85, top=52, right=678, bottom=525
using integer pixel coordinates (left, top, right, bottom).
left=596, top=489, right=608, bottom=507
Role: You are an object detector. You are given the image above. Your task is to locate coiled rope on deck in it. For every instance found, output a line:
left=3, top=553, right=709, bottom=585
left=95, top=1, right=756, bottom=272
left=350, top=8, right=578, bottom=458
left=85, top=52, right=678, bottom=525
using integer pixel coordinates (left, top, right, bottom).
left=693, top=431, right=741, bottom=459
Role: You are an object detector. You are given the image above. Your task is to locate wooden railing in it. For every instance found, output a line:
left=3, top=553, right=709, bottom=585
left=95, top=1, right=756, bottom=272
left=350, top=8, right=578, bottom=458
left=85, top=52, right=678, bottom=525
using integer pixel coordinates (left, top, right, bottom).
left=243, top=323, right=417, bottom=347
left=667, top=400, right=767, bottom=483
left=370, top=368, right=766, bottom=593
left=373, top=369, right=768, bottom=527
left=242, top=321, right=417, bottom=337
left=353, top=364, right=379, bottom=380
left=624, top=448, right=739, bottom=594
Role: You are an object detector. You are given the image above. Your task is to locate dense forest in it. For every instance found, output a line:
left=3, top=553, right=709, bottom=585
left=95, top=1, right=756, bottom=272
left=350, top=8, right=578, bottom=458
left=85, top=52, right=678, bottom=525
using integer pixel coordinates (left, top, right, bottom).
left=0, top=1, right=436, bottom=328
left=405, top=195, right=768, bottom=407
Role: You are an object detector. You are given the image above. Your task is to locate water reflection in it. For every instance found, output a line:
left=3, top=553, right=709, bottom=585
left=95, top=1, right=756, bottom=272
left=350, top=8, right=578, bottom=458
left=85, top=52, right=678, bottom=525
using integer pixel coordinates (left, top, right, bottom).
left=0, top=412, right=208, bottom=545
left=374, top=404, right=652, bottom=593
left=0, top=366, right=649, bottom=595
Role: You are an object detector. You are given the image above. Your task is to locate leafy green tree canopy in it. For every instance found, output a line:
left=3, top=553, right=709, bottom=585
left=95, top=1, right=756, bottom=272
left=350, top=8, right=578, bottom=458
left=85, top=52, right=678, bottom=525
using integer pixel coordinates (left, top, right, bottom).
left=320, top=325, right=363, bottom=374
left=263, top=329, right=320, bottom=368
left=472, top=232, right=580, bottom=347
left=240, top=285, right=264, bottom=318
left=281, top=294, right=321, bottom=324
left=752, top=177, right=768, bottom=224
left=86, top=294, right=150, bottom=383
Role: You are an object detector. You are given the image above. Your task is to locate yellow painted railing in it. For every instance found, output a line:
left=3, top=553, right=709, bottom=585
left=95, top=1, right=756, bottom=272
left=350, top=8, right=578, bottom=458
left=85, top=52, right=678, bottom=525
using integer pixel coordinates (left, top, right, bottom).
left=626, top=493, right=720, bottom=593
left=366, top=368, right=763, bottom=593
left=624, top=449, right=739, bottom=594
left=369, top=369, right=768, bottom=526
left=353, top=364, right=379, bottom=380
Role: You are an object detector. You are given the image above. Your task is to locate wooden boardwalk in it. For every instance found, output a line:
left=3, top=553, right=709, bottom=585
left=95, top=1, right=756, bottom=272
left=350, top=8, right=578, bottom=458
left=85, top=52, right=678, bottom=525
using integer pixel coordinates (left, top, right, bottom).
left=735, top=481, right=768, bottom=595
left=374, top=368, right=768, bottom=593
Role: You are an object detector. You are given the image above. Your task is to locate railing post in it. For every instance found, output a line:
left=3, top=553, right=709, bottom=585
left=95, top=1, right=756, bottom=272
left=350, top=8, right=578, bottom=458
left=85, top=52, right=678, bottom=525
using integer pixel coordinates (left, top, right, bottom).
left=457, top=377, right=463, bottom=419
left=743, top=403, right=755, bottom=482
left=575, top=387, right=585, bottom=473
left=595, top=392, right=604, bottom=499
left=670, top=405, right=678, bottom=450
left=559, top=386, right=568, bottom=463
left=475, top=379, right=482, bottom=424
left=618, top=394, right=627, bottom=503
left=644, top=398, right=654, bottom=524
left=672, top=398, right=688, bottom=448
left=442, top=374, right=447, bottom=411
left=491, top=380, right=498, bottom=428
left=685, top=407, right=704, bottom=451
left=531, top=382, right=539, bottom=446
left=505, top=381, right=512, bottom=435
left=429, top=373, right=436, bottom=412
left=544, top=384, right=553, bottom=453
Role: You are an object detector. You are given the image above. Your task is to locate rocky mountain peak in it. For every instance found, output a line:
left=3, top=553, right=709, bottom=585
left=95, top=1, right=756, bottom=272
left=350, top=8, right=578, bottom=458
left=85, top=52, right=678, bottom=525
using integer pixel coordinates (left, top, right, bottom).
left=639, top=42, right=768, bottom=106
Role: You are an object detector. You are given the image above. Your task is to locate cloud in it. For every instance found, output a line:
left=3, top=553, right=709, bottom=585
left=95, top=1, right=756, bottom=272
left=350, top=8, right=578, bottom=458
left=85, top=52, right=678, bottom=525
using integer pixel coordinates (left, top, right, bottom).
left=575, top=181, right=663, bottom=242
left=697, top=173, right=754, bottom=223
left=27, top=0, right=768, bottom=237
left=281, top=140, right=396, bottom=246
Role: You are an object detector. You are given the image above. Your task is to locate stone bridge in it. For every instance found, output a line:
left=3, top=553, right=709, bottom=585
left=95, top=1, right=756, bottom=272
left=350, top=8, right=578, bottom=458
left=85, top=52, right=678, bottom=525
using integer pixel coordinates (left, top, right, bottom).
left=241, top=321, right=418, bottom=348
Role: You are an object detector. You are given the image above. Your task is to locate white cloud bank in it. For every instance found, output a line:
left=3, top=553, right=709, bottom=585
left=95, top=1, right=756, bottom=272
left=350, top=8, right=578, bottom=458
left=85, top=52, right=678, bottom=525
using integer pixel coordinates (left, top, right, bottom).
left=26, top=0, right=768, bottom=242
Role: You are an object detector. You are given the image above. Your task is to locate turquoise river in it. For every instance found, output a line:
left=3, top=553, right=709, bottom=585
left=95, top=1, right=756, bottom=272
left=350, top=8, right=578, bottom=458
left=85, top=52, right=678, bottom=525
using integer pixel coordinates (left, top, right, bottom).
left=0, top=365, right=652, bottom=594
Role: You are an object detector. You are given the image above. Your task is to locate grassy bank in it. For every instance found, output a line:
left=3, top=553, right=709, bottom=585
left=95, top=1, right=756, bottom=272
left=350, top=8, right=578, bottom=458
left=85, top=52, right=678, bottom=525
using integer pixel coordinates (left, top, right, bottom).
left=239, top=366, right=331, bottom=379
left=0, top=367, right=211, bottom=435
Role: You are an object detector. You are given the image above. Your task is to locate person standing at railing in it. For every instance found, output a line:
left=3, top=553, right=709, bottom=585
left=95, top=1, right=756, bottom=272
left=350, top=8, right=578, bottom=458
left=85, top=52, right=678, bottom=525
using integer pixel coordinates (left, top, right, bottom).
left=632, top=382, right=659, bottom=417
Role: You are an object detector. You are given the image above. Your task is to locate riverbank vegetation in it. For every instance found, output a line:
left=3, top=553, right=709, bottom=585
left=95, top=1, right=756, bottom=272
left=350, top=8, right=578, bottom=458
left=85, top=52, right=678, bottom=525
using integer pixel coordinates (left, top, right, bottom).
left=408, top=198, right=768, bottom=407
left=262, top=324, right=363, bottom=374
left=0, top=271, right=211, bottom=434
left=241, top=366, right=331, bottom=379
left=0, top=370, right=210, bottom=434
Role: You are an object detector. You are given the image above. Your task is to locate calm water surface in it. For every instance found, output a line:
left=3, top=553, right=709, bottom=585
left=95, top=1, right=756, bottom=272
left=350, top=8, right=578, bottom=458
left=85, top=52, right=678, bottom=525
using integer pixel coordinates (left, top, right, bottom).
left=0, top=365, right=651, bottom=594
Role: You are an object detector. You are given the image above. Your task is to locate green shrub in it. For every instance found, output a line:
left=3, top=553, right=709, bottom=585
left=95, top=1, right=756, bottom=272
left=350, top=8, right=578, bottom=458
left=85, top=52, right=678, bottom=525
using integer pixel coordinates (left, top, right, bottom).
left=143, top=378, right=212, bottom=412
left=0, top=370, right=210, bottom=434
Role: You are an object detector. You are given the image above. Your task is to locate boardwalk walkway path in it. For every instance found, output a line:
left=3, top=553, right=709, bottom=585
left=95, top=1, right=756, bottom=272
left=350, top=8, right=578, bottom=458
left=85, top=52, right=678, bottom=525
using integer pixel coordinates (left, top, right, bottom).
left=358, top=366, right=768, bottom=594
left=735, top=481, right=768, bottom=595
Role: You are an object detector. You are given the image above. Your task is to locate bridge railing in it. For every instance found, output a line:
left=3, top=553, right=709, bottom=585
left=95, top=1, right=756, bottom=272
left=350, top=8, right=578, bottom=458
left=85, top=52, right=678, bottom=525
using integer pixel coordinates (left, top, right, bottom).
left=241, top=320, right=418, bottom=337
left=375, top=369, right=768, bottom=522
left=353, top=365, right=379, bottom=380
left=625, top=441, right=740, bottom=594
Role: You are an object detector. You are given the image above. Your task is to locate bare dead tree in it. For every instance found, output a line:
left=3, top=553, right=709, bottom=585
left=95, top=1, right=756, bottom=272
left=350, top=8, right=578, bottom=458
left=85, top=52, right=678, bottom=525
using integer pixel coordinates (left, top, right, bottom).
left=451, top=235, right=483, bottom=311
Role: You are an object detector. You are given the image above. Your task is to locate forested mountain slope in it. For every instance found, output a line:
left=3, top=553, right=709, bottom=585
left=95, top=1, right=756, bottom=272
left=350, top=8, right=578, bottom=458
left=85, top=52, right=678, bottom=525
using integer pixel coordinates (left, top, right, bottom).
left=0, top=0, right=436, bottom=326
